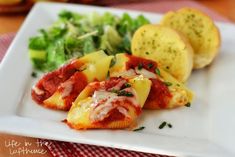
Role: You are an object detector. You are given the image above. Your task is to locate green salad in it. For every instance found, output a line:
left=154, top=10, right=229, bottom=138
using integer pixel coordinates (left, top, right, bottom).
left=28, top=10, right=150, bottom=71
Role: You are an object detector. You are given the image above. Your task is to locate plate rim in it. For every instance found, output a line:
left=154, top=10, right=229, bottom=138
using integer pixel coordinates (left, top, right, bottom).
left=0, top=2, right=235, bottom=157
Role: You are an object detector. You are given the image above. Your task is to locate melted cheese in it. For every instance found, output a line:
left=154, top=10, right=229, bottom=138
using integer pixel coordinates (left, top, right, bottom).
left=108, top=79, right=127, bottom=91
left=90, top=91, right=118, bottom=122
left=61, top=81, right=73, bottom=98
left=111, top=67, right=157, bottom=80
left=32, top=86, right=44, bottom=95
left=117, top=106, right=131, bottom=119
left=91, top=91, right=117, bottom=107
left=135, top=68, right=157, bottom=79
left=89, top=89, right=138, bottom=123
left=111, top=69, right=136, bottom=78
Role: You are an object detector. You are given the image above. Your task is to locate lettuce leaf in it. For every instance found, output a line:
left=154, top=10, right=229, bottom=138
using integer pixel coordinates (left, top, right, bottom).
left=28, top=10, right=150, bottom=72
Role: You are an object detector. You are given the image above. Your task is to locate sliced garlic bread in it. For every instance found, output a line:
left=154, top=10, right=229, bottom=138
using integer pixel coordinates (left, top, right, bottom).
left=131, top=24, right=193, bottom=82
left=160, top=8, right=220, bottom=69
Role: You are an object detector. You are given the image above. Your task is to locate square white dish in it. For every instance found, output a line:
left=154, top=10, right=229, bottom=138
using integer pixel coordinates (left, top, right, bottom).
left=0, top=2, right=235, bottom=157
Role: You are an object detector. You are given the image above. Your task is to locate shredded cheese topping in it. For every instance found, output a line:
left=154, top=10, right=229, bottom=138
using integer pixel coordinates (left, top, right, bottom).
left=61, top=81, right=73, bottom=98
left=32, top=86, right=44, bottom=95
left=89, top=83, right=139, bottom=123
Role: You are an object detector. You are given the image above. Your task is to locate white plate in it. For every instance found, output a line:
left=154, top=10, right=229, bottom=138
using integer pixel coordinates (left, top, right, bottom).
left=0, top=2, right=235, bottom=157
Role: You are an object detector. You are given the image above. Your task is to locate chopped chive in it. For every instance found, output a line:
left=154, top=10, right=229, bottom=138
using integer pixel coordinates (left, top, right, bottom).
left=110, top=89, right=118, bottom=93
left=164, top=82, right=172, bottom=86
left=167, top=123, right=172, bottom=128
left=185, top=102, right=191, bottom=107
left=106, top=71, right=110, bottom=79
left=110, top=58, right=116, bottom=68
left=31, top=71, right=37, bottom=78
left=155, top=68, right=160, bottom=76
left=117, top=90, right=133, bottom=97
left=176, top=84, right=180, bottom=87
left=159, top=121, right=167, bottom=129
left=138, top=63, right=143, bottom=70
left=133, top=126, right=145, bottom=131
left=124, top=83, right=131, bottom=88
left=147, top=63, right=154, bottom=69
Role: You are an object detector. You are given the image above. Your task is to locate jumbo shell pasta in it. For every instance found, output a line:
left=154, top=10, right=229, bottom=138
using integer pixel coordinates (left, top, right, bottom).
left=109, top=53, right=193, bottom=109
left=67, top=76, right=151, bottom=129
left=32, top=50, right=113, bottom=110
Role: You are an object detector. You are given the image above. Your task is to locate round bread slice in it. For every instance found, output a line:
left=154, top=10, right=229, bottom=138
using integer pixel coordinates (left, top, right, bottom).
left=160, top=8, right=221, bottom=69
left=131, top=24, right=193, bottom=82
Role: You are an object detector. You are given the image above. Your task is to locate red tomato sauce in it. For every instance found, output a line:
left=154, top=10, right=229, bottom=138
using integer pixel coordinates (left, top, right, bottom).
left=95, top=108, right=126, bottom=126
left=145, top=79, right=172, bottom=109
left=31, top=59, right=80, bottom=104
left=58, top=72, right=88, bottom=110
left=90, top=77, right=141, bottom=125
left=125, top=54, right=157, bottom=73
left=104, top=77, right=127, bottom=90
left=125, top=54, right=172, bottom=109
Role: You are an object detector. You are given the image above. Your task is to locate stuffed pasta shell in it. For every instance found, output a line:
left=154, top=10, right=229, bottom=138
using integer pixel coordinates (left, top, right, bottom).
left=32, top=50, right=113, bottom=110
left=67, top=76, right=151, bottom=129
left=109, top=53, right=194, bottom=109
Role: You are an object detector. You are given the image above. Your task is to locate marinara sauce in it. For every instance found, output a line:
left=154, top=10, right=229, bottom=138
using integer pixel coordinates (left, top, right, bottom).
left=125, top=54, right=172, bottom=109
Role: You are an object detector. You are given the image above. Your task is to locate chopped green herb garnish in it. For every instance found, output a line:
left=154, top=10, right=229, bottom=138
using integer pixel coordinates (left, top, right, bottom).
left=110, top=58, right=116, bottom=68
left=147, top=63, right=153, bottom=69
left=185, top=102, right=191, bottom=107
left=164, top=82, right=172, bottom=86
left=159, top=121, right=167, bottom=129
left=138, top=63, right=143, bottom=70
left=117, top=90, right=133, bottom=97
left=110, top=89, right=118, bottom=93
left=31, top=71, right=37, bottom=78
left=124, top=83, right=131, bottom=88
left=167, top=123, right=172, bottom=128
left=155, top=68, right=160, bottom=76
left=106, top=71, right=110, bottom=79
left=133, top=126, right=145, bottom=131
left=176, top=84, right=180, bottom=87
left=145, top=52, right=149, bottom=55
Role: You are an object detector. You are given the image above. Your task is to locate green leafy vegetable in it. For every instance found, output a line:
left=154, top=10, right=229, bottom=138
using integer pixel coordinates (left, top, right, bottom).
left=29, top=36, right=47, bottom=50
left=28, top=10, right=150, bottom=71
left=58, top=10, right=73, bottom=20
